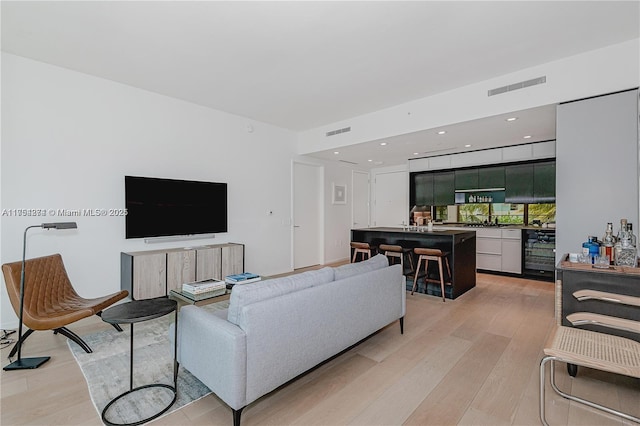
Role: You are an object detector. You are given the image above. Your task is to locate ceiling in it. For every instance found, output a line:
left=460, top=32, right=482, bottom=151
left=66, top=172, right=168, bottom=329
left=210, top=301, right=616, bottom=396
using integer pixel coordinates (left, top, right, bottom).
left=2, top=1, right=639, bottom=167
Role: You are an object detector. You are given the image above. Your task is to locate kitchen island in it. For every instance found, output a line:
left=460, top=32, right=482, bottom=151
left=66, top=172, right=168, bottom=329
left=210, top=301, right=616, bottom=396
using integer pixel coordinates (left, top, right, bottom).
left=351, top=227, right=476, bottom=299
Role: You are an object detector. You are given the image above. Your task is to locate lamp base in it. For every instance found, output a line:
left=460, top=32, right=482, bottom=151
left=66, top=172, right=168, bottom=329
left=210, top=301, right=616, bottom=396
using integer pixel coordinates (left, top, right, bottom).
left=3, top=356, right=50, bottom=371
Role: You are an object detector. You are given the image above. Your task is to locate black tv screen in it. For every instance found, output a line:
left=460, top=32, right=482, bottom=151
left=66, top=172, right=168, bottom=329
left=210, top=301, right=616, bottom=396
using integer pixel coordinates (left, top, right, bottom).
left=125, top=176, right=228, bottom=239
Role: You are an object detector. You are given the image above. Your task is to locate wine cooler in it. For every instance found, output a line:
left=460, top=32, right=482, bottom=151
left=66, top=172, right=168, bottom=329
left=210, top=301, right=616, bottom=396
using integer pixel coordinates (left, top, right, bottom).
left=523, top=229, right=556, bottom=281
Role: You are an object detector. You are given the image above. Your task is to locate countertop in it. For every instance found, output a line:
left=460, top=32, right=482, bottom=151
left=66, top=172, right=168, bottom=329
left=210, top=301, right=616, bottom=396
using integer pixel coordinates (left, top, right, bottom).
left=352, top=227, right=474, bottom=235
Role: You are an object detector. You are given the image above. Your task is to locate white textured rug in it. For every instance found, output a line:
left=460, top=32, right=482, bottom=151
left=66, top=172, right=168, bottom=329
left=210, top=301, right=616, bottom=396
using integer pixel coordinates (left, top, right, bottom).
left=69, top=301, right=229, bottom=424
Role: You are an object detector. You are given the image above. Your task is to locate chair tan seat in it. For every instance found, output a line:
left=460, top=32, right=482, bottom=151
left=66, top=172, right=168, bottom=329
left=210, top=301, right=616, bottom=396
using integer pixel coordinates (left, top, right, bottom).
left=350, top=242, right=373, bottom=263
left=539, top=326, right=640, bottom=425
left=3, top=253, right=129, bottom=356
left=378, top=244, right=414, bottom=275
left=411, top=248, right=451, bottom=301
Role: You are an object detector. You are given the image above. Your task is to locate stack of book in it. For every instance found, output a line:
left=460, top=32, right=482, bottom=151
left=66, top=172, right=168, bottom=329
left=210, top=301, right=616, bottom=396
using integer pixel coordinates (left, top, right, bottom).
left=182, top=279, right=226, bottom=297
left=225, top=272, right=261, bottom=286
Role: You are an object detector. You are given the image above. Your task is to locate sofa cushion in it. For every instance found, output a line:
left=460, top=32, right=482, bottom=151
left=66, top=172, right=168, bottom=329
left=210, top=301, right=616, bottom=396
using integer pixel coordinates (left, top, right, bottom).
left=227, top=267, right=334, bottom=325
left=333, top=254, right=389, bottom=281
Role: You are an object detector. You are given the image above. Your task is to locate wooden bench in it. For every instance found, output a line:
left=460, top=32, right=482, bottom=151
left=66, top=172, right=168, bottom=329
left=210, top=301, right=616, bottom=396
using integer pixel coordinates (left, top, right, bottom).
left=539, top=325, right=640, bottom=425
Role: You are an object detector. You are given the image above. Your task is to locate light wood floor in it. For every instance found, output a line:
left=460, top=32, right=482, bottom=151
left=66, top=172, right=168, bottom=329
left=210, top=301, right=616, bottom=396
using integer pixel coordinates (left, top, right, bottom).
left=2, top=272, right=639, bottom=425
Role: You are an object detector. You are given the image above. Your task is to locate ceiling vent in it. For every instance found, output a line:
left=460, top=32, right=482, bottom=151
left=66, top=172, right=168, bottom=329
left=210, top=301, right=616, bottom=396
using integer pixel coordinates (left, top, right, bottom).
left=488, top=76, right=546, bottom=97
left=326, top=126, right=351, bottom=137
left=339, top=159, right=358, bottom=165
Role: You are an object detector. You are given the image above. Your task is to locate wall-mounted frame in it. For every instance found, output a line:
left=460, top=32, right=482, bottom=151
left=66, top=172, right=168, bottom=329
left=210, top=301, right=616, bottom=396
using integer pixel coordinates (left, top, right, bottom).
left=332, top=183, right=347, bottom=205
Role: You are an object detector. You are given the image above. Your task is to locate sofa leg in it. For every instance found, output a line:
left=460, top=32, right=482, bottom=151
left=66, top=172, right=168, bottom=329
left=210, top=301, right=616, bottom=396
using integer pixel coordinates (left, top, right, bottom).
left=399, top=317, right=404, bottom=334
left=233, top=407, right=244, bottom=426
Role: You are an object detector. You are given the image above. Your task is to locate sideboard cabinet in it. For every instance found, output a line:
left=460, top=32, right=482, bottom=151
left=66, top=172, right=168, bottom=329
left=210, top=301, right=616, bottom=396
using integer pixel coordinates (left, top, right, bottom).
left=122, top=243, right=244, bottom=300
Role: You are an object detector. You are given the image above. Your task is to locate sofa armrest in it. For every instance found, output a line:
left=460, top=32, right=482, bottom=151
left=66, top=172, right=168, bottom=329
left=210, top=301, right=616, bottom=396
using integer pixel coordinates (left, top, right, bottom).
left=172, top=305, right=248, bottom=410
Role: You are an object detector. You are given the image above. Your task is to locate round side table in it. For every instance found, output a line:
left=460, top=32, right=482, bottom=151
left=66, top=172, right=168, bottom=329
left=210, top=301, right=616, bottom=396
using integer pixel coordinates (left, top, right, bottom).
left=100, top=298, right=178, bottom=426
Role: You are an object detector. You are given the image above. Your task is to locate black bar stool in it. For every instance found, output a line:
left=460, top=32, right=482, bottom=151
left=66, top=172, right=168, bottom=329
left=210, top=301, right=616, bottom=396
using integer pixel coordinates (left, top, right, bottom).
left=412, top=248, right=451, bottom=301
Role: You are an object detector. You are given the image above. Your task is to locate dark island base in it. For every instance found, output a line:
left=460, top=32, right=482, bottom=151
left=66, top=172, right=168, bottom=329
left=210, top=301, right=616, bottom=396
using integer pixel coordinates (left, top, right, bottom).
left=351, top=227, right=476, bottom=300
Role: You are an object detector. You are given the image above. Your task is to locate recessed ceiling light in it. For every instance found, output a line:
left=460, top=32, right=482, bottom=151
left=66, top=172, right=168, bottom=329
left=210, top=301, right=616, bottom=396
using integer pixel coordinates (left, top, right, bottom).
left=333, top=151, right=339, bottom=155
left=368, top=159, right=373, bottom=162
left=437, top=130, right=446, bottom=135
left=523, top=135, right=532, bottom=139
left=506, top=117, right=518, bottom=122
left=380, top=142, right=387, bottom=146
left=465, top=144, right=472, bottom=148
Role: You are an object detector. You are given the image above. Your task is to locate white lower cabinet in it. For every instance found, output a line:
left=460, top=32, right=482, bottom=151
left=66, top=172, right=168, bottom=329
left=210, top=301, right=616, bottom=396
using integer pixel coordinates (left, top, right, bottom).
left=444, top=226, right=522, bottom=274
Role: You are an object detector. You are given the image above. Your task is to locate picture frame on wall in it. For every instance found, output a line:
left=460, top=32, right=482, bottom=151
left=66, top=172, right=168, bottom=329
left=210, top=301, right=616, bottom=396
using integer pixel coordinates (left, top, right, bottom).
left=332, top=183, right=347, bottom=204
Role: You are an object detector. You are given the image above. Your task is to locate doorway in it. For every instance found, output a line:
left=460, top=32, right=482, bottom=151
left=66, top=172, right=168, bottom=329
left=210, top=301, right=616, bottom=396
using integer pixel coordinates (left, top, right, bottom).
left=293, top=162, right=323, bottom=269
left=352, top=171, right=369, bottom=229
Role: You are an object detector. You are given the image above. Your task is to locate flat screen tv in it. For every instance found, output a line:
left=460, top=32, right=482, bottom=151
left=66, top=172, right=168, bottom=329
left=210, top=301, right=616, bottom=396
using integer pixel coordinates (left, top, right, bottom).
left=125, top=175, right=228, bottom=239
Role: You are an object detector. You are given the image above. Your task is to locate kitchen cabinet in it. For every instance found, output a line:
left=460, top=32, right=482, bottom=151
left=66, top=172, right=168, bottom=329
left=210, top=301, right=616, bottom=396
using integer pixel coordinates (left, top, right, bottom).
left=501, top=229, right=522, bottom=274
left=474, top=228, right=521, bottom=274
left=505, top=164, right=534, bottom=203
left=478, top=166, right=505, bottom=189
left=122, top=243, right=244, bottom=300
left=454, top=169, right=478, bottom=190
left=533, top=161, right=556, bottom=202
left=412, top=173, right=434, bottom=206
left=433, top=171, right=455, bottom=205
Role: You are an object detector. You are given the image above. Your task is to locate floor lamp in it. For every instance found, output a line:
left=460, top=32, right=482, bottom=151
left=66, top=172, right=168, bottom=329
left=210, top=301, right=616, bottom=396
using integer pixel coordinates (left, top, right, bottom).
left=3, top=222, right=78, bottom=371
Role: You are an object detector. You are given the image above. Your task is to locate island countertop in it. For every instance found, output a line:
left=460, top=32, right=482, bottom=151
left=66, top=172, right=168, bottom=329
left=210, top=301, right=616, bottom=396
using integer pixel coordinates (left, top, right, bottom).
left=351, top=227, right=476, bottom=299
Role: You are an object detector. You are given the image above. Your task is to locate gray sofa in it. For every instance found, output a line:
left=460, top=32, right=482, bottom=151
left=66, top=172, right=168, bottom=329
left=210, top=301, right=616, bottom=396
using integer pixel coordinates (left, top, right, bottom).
left=171, top=254, right=405, bottom=425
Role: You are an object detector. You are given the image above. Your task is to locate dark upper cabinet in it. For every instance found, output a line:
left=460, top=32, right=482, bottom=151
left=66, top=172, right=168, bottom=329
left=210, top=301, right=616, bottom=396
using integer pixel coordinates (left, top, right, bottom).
left=433, top=171, right=455, bottom=206
left=505, top=164, right=534, bottom=203
left=533, top=161, right=556, bottom=203
left=478, top=166, right=505, bottom=189
left=413, top=173, right=434, bottom=206
left=454, top=169, right=479, bottom=190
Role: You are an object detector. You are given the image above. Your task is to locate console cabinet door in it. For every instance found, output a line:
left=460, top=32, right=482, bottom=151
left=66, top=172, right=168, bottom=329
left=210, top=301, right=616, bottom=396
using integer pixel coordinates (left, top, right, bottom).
left=132, top=253, right=166, bottom=300
left=167, top=250, right=196, bottom=293
left=196, top=246, right=222, bottom=280
left=222, top=244, right=244, bottom=277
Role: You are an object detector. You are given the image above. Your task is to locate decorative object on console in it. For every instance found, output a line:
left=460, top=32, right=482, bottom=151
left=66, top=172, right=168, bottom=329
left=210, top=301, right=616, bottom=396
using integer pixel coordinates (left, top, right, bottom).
left=225, top=272, right=261, bottom=285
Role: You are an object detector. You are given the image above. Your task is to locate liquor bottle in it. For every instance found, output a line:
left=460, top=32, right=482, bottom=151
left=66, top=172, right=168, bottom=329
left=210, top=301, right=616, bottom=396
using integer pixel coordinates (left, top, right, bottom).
left=615, top=219, right=636, bottom=267
left=602, top=222, right=616, bottom=264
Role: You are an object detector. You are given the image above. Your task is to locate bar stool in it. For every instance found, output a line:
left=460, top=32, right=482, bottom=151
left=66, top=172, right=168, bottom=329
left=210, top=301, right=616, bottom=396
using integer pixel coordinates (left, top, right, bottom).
left=350, top=242, right=373, bottom=263
left=378, top=244, right=414, bottom=275
left=411, top=248, right=451, bottom=301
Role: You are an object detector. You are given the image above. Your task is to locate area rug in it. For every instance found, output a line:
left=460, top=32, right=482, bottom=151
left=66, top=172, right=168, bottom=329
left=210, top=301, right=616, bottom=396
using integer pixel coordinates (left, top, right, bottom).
left=69, top=300, right=229, bottom=424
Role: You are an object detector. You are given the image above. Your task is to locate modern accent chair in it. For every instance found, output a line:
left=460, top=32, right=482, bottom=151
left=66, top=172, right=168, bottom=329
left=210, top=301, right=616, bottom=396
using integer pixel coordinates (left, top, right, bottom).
left=2, top=253, right=129, bottom=357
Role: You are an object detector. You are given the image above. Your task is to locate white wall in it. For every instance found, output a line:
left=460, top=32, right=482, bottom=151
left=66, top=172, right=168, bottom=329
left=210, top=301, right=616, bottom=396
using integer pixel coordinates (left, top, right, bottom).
left=298, top=39, right=640, bottom=154
left=0, top=53, right=300, bottom=328
left=556, top=89, right=639, bottom=260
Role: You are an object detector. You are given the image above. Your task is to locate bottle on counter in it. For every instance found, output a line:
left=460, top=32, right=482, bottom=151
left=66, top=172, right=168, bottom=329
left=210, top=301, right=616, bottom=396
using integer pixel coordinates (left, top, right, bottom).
left=602, top=222, right=616, bottom=264
left=614, top=218, right=637, bottom=267
left=582, top=236, right=600, bottom=264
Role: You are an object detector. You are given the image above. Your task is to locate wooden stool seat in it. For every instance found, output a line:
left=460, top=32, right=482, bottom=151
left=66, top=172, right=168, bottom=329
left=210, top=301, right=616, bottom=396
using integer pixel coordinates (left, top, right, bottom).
left=350, top=242, right=373, bottom=263
left=378, top=244, right=414, bottom=274
left=411, top=248, right=451, bottom=301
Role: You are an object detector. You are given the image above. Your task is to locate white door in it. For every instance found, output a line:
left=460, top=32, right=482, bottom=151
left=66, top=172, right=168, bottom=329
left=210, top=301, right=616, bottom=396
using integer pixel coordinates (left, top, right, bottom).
left=374, top=171, right=407, bottom=227
left=352, top=171, right=369, bottom=229
left=293, top=162, right=323, bottom=269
